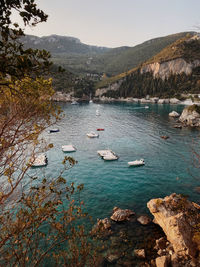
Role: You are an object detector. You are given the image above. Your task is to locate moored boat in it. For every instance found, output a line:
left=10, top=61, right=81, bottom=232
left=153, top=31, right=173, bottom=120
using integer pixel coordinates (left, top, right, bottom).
left=49, top=128, right=59, bottom=133
left=62, top=145, right=76, bottom=152
left=31, top=153, right=48, bottom=167
left=128, top=159, right=145, bottom=167
left=86, top=132, right=99, bottom=138
left=97, top=150, right=119, bottom=161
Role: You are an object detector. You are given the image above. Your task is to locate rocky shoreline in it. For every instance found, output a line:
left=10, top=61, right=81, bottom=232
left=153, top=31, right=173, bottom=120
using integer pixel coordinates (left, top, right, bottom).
left=94, top=194, right=200, bottom=267
left=52, top=91, right=200, bottom=106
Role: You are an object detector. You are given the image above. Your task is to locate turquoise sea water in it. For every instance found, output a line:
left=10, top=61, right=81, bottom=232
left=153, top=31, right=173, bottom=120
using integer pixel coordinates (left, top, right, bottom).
left=33, top=102, right=200, bottom=220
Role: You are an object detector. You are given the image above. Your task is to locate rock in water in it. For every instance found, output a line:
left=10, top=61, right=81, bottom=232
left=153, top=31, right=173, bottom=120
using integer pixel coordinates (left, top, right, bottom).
left=169, top=111, right=180, bottom=117
left=137, top=215, right=151, bottom=225
left=134, top=249, right=145, bottom=258
left=179, top=104, right=200, bottom=127
left=110, top=207, right=135, bottom=222
left=147, top=193, right=200, bottom=258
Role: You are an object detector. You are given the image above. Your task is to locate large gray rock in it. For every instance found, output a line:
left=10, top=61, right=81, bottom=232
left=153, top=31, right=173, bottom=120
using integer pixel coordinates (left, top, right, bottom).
left=179, top=104, right=200, bottom=127
left=147, top=193, right=200, bottom=258
left=170, top=98, right=181, bottom=104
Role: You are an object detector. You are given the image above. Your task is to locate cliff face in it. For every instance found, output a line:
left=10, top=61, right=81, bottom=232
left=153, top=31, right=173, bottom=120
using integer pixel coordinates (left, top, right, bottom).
left=140, top=58, right=200, bottom=80
left=147, top=193, right=200, bottom=258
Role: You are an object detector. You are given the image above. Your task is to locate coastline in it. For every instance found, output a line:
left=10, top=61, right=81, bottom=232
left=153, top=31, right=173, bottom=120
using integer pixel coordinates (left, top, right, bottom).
left=52, top=91, right=200, bottom=106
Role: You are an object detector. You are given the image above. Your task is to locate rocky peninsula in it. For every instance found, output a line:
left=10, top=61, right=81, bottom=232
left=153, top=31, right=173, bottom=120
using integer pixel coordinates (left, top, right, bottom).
left=93, top=194, right=200, bottom=266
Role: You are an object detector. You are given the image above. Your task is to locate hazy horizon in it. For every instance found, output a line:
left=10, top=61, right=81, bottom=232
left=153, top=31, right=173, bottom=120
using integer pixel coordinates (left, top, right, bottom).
left=13, top=0, right=200, bottom=48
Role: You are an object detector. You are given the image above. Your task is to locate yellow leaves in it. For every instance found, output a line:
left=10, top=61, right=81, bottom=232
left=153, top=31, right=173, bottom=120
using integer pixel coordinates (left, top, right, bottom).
left=48, top=143, right=54, bottom=149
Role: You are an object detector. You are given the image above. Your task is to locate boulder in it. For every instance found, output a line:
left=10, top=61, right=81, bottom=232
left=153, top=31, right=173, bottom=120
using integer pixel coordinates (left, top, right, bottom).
left=110, top=207, right=135, bottom=222
left=169, top=111, right=180, bottom=118
left=179, top=104, right=200, bottom=127
left=147, top=193, right=200, bottom=258
left=158, top=99, right=165, bottom=104
left=134, top=249, right=145, bottom=258
left=150, top=97, right=159, bottom=103
left=106, top=253, right=120, bottom=263
left=170, top=98, right=181, bottom=104
left=140, top=98, right=151, bottom=103
left=137, top=215, right=151, bottom=225
left=155, top=255, right=170, bottom=267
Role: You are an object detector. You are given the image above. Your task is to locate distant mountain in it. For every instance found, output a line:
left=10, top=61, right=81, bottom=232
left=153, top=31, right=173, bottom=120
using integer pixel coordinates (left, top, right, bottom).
left=22, top=34, right=110, bottom=55
left=22, top=32, right=195, bottom=76
left=94, top=32, right=195, bottom=76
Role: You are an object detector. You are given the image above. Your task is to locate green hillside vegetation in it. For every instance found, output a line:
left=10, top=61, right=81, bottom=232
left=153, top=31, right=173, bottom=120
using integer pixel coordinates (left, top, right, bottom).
left=94, top=32, right=192, bottom=76
left=97, top=33, right=200, bottom=90
left=144, top=34, right=200, bottom=65
left=101, top=66, right=200, bottom=99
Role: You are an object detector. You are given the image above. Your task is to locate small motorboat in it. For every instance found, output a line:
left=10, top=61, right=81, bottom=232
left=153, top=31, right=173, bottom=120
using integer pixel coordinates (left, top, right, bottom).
left=97, top=128, right=104, bottom=131
left=31, top=153, right=48, bottom=167
left=62, top=145, right=76, bottom=152
left=87, top=131, right=99, bottom=138
left=128, top=159, right=145, bottom=167
left=71, top=101, right=79, bottom=105
left=96, top=109, right=100, bottom=116
left=89, top=100, right=93, bottom=103
left=97, top=150, right=119, bottom=161
left=145, top=106, right=149, bottom=109
left=49, top=128, right=59, bottom=133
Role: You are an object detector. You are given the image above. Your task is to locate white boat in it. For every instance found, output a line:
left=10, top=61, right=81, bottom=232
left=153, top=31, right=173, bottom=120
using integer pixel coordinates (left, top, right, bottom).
left=96, top=109, right=100, bottom=116
left=71, top=101, right=79, bottom=105
left=31, top=153, right=48, bottom=167
left=86, top=131, right=99, bottom=138
left=145, top=106, right=149, bottom=109
left=89, top=100, right=93, bottom=103
left=128, top=159, right=145, bottom=167
left=97, top=150, right=119, bottom=161
left=62, top=145, right=76, bottom=152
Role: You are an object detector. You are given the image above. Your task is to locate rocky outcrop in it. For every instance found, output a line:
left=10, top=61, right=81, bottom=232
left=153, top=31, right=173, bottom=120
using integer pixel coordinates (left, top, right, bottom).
left=179, top=104, right=200, bottom=127
left=170, top=98, right=181, bottom=104
left=137, top=215, right=151, bottom=225
left=110, top=207, right=135, bottom=222
left=140, top=58, right=200, bottom=80
left=147, top=193, right=200, bottom=258
left=169, top=111, right=180, bottom=118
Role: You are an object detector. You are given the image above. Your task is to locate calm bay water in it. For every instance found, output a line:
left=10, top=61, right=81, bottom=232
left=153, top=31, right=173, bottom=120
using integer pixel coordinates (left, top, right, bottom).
left=34, top=102, right=200, bottom=220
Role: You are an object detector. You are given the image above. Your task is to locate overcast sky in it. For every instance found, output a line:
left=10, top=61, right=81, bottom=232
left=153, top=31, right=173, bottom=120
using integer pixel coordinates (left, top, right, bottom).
left=22, top=0, right=200, bottom=48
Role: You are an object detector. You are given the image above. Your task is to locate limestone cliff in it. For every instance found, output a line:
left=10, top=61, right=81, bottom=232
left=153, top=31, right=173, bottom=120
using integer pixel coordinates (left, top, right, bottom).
left=140, top=58, right=200, bottom=80
left=147, top=193, right=200, bottom=258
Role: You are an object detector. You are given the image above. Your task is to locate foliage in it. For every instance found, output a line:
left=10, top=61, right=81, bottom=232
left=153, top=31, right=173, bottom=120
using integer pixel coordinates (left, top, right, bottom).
left=0, top=158, right=102, bottom=266
left=0, top=1, right=103, bottom=266
left=0, top=0, right=52, bottom=79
